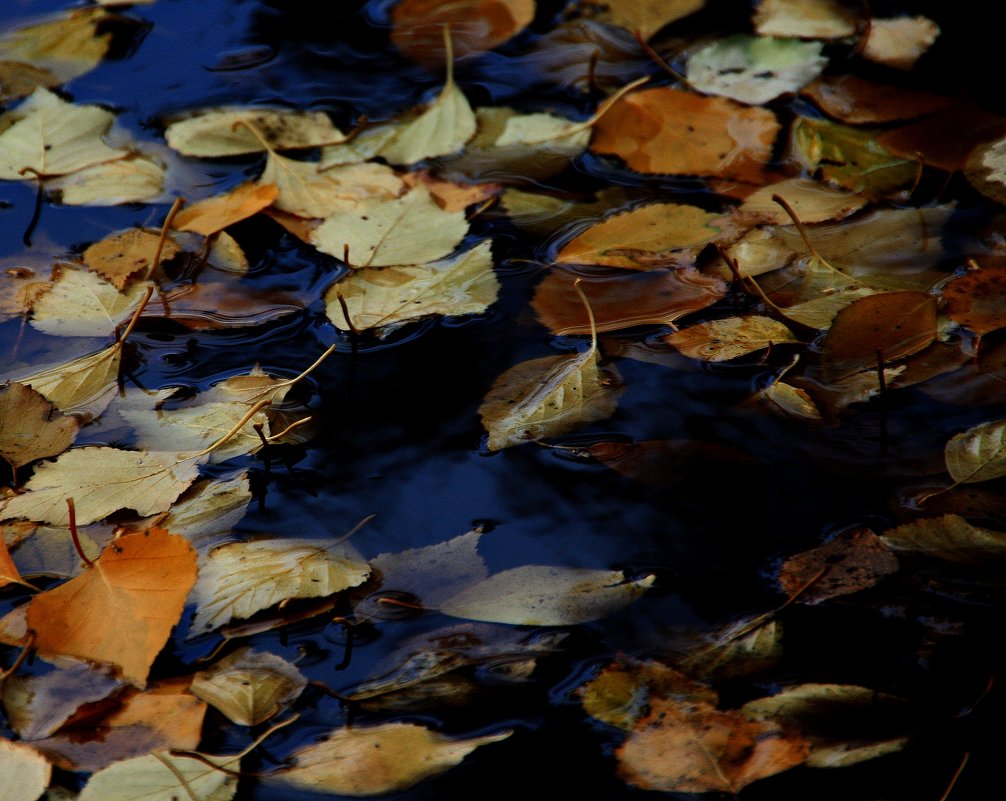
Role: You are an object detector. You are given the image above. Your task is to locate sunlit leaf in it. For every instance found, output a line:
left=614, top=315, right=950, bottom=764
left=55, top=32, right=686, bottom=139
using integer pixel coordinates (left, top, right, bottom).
left=83, top=229, right=181, bottom=290
left=0, top=87, right=129, bottom=180
left=439, top=566, right=654, bottom=625
left=172, top=182, right=279, bottom=236
left=778, top=528, right=898, bottom=604
left=269, top=723, right=510, bottom=795
left=0, top=738, right=51, bottom=801
left=78, top=750, right=238, bottom=801
left=29, top=267, right=152, bottom=337
left=881, top=514, right=1006, bottom=563
left=0, top=8, right=111, bottom=83
left=44, top=152, right=166, bottom=206
left=191, top=646, right=306, bottom=726
left=861, top=16, right=940, bottom=70
left=189, top=537, right=371, bottom=636
left=26, top=528, right=197, bottom=687
left=687, top=35, right=826, bottom=105
left=262, top=155, right=403, bottom=219
left=0, top=383, right=79, bottom=481
left=753, top=0, right=857, bottom=39
left=0, top=447, right=203, bottom=526
left=325, top=240, right=497, bottom=334
left=666, top=316, right=798, bottom=362
left=313, top=185, right=468, bottom=267
left=164, top=107, right=346, bottom=157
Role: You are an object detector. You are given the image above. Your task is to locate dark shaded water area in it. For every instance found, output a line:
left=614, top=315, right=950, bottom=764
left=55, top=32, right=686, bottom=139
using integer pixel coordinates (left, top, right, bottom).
left=4, top=1, right=1006, bottom=799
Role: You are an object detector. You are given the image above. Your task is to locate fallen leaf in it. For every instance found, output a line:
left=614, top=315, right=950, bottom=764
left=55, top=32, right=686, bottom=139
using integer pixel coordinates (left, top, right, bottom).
left=325, top=240, right=498, bottom=334
left=26, top=528, right=197, bottom=687
left=83, top=229, right=181, bottom=290
left=881, top=514, right=1006, bottom=563
left=755, top=379, right=824, bottom=422
left=172, top=182, right=279, bottom=235
left=686, top=35, right=827, bottom=105
left=157, top=473, right=251, bottom=550
left=879, top=100, right=1006, bottom=173
left=164, top=107, right=346, bottom=157
left=0, top=60, right=59, bottom=103
left=77, top=750, right=238, bottom=801
left=29, top=267, right=152, bottom=337
left=43, top=152, right=166, bottom=206
left=404, top=170, right=502, bottom=212
left=678, top=616, right=784, bottom=680
left=778, top=528, right=898, bottom=603
left=801, top=74, right=953, bottom=124
left=0, top=8, right=111, bottom=83
left=861, top=16, right=940, bottom=70
left=5, top=522, right=108, bottom=580
left=16, top=344, right=122, bottom=420
left=191, top=646, right=306, bottom=726
left=189, top=537, right=371, bottom=636
left=269, top=723, right=510, bottom=795
left=753, top=0, right=857, bottom=39
left=0, top=447, right=202, bottom=526
left=665, top=316, right=798, bottom=361
left=737, top=177, right=866, bottom=225
left=0, top=738, right=51, bottom=801
left=1, top=537, right=24, bottom=589
left=0, top=87, right=129, bottom=180
left=591, top=86, right=780, bottom=182
left=313, top=185, right=468, bottom=267
left=0, top=383, right=79, bottom=483
left=594, top=0, right=705, bottom=39
left=589, top=440, right=755, bottom=486
left=617, top=697, right=809, bottom=792
left=943, top=266, right=1006, bottom=335
left=942, top=419, right=1006, bottom=487
left=526, top=20, right=647, bottom=94
left=263, top=156, right=403, bottom=219
left=439, top=565, right=654, bottom=625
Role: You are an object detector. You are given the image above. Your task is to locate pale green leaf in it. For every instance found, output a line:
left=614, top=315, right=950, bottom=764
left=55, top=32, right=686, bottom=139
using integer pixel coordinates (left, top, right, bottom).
left=78, top=751, right=237, bottom=801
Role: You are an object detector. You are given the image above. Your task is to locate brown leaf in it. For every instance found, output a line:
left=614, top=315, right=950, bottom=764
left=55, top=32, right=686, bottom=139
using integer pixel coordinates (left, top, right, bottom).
left=876, top=101, right=1006, bottom=172
left=173, top=182, right=279, bottom=236
left=589, top=440, right=754, bottom=486
left=590, top=86, right=780, bottom=183
left=145, top=280, right=305, bottom=330
left=664, top=316, right=798, bottom=362
left=617, top=697, right=809, bottom=793
left=943, top=266, right=1006, bottom=335
left=1, top=536, right=24, bottom=589
left=0, top=383, right=79, bottom=482
left=532, top=268, right=726, bottom=335
left=83, top=229, right=181, bottom=290
left=27, top=528, right=198, bottom=687
left=778, top=528, right=899, bottom=604
left=801, top=74, right=953, bottom=125
left=819, top=291, right=937, bottom=380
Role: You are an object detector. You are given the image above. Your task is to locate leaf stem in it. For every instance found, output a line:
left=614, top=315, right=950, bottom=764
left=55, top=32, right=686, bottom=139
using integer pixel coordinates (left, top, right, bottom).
left=66, top=497, right=95, bottom=568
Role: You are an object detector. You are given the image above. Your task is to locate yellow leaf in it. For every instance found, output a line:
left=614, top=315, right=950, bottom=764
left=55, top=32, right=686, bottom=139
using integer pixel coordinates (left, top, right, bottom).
left=44, top=153, right=166, bottom=206
left=0, top=8, right=111, bottom=83
left=17, top=344, right=122, bottom=419
left=325, top=240, right=498, bottom=333
left=737, top=177, right=866, bottom=224
left=881, top=514, right=1006, bottom=563
left=263, top=156, right=402, bottom=218
left=666, top=316, right=798, bottom=362
left=944, top=419, right=1006, bottom=485
left=191, top=646, right=306, bottom=726
left=269, top=722, right=510, bottom=796
left=0, top=383, right=79, bottom=478
left=594, top=0, right=704, bottom=39
left=83, top=229, right=181, bottom=290
left=173, top=182, right=279, bottom=235
left=753, top=0, right=857, bottom=38
left=78, top=751, right=238, bottom=801
left=0, top=738, right=51, bottom=801
left=29, top=267, right=153, bottom=337
left=164, top=107, right=346, bottom=157
left=0, top=88, right=129, bottom=180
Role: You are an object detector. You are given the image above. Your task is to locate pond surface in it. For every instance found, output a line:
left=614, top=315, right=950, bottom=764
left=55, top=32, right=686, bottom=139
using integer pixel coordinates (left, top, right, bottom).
left=2, top=1, right=1006, bottom=799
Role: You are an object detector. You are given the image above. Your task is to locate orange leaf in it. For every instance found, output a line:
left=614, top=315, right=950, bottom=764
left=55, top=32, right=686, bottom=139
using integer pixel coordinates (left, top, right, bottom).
left=27, top=528, right=197, bottom=687
left=801, top=74, right=952, bottom=125
left=590, top=87, right=779, bottom=183
left=778, top=528, right=899, bottom=604
left=943, top=266, right=1006, bottom=336
left=1, top=537, right=23, bottom=589
left=173, top=182, right=280, bottom=236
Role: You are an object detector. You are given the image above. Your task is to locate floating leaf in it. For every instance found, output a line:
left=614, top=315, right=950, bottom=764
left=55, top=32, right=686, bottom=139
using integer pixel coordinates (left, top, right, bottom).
left=439, top=566, right=654, bottom=625
left=778, top=528, right=898, bottom=604
left=191, top=647, right=306, bottom=726
left=77, top=750, right=238, bottom=801
left=26, top=528, right=197, bottom=687
left=313, top=185, right=468, bottom=267
left=173, top=182, right=279, bottom=236
left=16, top=345, right=122, bottom=420
left=943, top=266, right=1006, bottom=335
left=157, top=473, right=252, bottom=550
left=801, top=74, right=953, bottom=124
left=0, top=8, right=111, bottom=83
left=861, top=16, right=940, bottom=70
left=44, top=153, right=166, bottom=206
left=0, top=383, right=79, bottom=483
left=0, top=738, right=51, bottom=801
left=591, top=86, right=780, bottom=182
left=666, top=316, right=798, bottom=361
left=687, top=35, right=826, bottom=105
left=29, top=267, right=152, bottom=337
left=944, top=419, right=1006, bottom=486
left=83, top=229, right=181, bottom=290
left=269, top=723, right=510, bottom=796
left=164, top=108, right=346, bottom=157
left=594, top=0, right=705, bottom=39
left=0, top=447, right=202, bottom=526
left=0, top=87, right=129, bottom=180
left=737, top=177, right=866, bottom=224
left=263, top=156, right=403, bottom=219
left=0, top=60, right=59, bottom=104
left=189, top=537, right=371, bottom=636
left=590, top=440, right=755, bottom=486
left=1, top=537, right=24, bottom=590
left=325, top=240, right=498, bottom=333
left=881, top=514, right=1006, bottom=563
left=5, top=522, right=107, bottom=580
left=753, top=0, right=857, bottom=39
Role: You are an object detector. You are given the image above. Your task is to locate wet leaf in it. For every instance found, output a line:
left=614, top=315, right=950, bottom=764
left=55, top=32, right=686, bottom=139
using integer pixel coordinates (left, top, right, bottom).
left=737, top=177, right=866, bottom=225
left=591, top=86, right=780, bottom=182
left=616, top=697, right=809, bottom=793
left=801, top=74, right=953, bottom=124
left=44, top=153, right=166, bottom=206
left=0, top=88, right=129, bottom=180
left=157, top=473, right=251, bottom=550
left=439, top=566, right=654, bottom=625
left=0, top=383, right=79, bottom=481
left=861, top=16, right=940, bottom=70
left=173, top=182, right=279, bottom=236
left=666, top=315, right=798, bottom=362
left=164, top=107, right=346, bottom=157
left=16, top=345, right=121, bottom=420
left=77, top=750, right=238, bottom=801
left=687, top=35, right=827, bottom=106
left=403, top=170, right=502, bottom=212
left=271, top=723, right=510, bottom=795
left=26, top=528, right=197, bottom=687
left=1, top=447, right=202, bottom=527
left=0, top=8, right=111, bottom=83
left=262, top=155, right=403, bottom=219
left=0, top=738, right=51, bottom=801
left=943, top=266, right=1006, bottom=335
left=0, top=536, right=23, bottom=589
left=944, top=419, right=1006, bottom=486
left=819, top=291, right=937, bottom=380
left=313, top=185, right=468, bottom=267
left=532, top=268, right=726, bottom=335
left=881, top=514, right=1006, bottom=564
left=590, top=439, right=755, bottom=485
left=191, top=647, right=306, bottom=726
left=29, top=267, right=152, bottom=338
left=753, top=0, right=857, bottom=39
left=325, top=240, right=498, bottom=334
left=83, top=229, right=180, bottom=290
left=756, top=379, right=824, bottom=422
left=189, top=537, right=371, bottom=636
left=778, top=528, right=899, bottom=604
left=6, top=523, right=107, bottom=580
left=594, top=0, right=705, bottom=39
left=679, top=617, right=784, bottom=680
left=0, top=60, right=59, bottom=103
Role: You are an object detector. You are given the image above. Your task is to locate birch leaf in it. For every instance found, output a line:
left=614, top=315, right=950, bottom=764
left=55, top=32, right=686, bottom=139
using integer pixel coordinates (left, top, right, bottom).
left=0, top=739, right=51, bottom=801
left=313, top=185, right=468, bottom=267
left=595, top=0, right=705, bottom=39
left=439, top=566, right=654, bottom=625
left=29, top=268, right=152, bottom=337
left=0, top=383, right=79, bottom=479
left=881, top=514, right=1006, bottom=564
left=666, top=316, right=798, bottom=362
left=325, top=240, right=498, bottom=333
left=83, top=229, right=181, bottom=290
left=173, top=182, right=279, bottom=235
left=191, top=647, right=307, bottom=726
left=1, top=537, right=23, bottom=590
left=753, top=0, right=857, bottom=39
left=43, top=153, right=166, bottom=206
left=157, top=474, right=251, bottom=550
left=26, top=528, right=197, bottom=687
left=164, top=108, right=345, bottom=157
left=737, top=177, right=866, bottom=225
left=861, top=16, right=940, bottom=70
left=0, top=447, right=202, bottom=526
left=16, top=344, right=121, bottom=420
left=479, top=343, right=621, bottom=451
left=0, top=61, right=59, bottom=104
left=269, top=723, right=510, bottom=796
left=189, top=537, right=371, bottom=636
left=263, top=155, right=403, bottom=218
left=0, top=8, right=111, bottom=83
left=944, top=419, right=1006, bottom=485
left=78, top=750, right=238, bottom=801
left=0, top=88, right=129, bottom=180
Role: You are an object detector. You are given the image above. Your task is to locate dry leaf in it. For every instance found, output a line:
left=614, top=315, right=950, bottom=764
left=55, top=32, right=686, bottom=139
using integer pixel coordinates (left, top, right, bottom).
left=164, top=107, right=345, bottom=157
left=0, top=447, right=202, bottom=526
left=83, top=229, right=180, bottom=290
left=439, top=565, right=654, bottom=625
left=269, top=723, right=510, bottom=795
left=0, top=383, right=79, bottom=482
left=27, top=528, right=197, bottom=687
left=29, top=267, right=152, bottom=337
left=753, top=0, right=857, bottom=39
left=189, top=537, right=371, bottom=636
left=191, top=646, right=306, bottom=726
left=666, top=316, right=798, bottom=361
left=0, top=738, right=51, bottom=801
left=778, top=528, right=898, bottom=603
left=173, top=182, right=279, bottom=235
left=861, top=16, right=940, bottom=70
left=325, top=240, right=498, bottom=333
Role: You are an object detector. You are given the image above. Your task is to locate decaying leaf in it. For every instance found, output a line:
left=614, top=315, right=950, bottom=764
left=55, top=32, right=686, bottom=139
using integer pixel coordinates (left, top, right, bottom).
left=439, top=565, right=654, bottom=625
left=666, top=316, right=798, bottom=362
left=191, top=647, right=306, bottom=726
left=778, top=528, right=898, bottom=604
left=753, top=0, right=857, bottom=39
left=164, top=107, right=346, bottom=157
left=83, top=229, right=180, bottom=290
left=189, top=537, right=371, bottom=636
left=29, top=267, right=152, bottom=337
left=26, top=528, right=197, bottom=687
left=0, top=383, right=79, bottom=482
left=0, top=738, right=51, bottom=801
left=269, top=722, right=510, bottom=795
left=325, top=240, right=498, bottom=333
left=881, top=514, right=1006, bottom=564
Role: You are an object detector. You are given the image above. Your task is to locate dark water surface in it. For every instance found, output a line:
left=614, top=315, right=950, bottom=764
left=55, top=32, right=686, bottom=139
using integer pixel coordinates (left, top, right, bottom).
left=3, top=1, right=1006, bottom=799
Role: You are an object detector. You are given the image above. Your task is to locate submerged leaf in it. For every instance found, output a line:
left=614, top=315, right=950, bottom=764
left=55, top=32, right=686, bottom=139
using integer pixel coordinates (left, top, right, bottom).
left=881, top=514, right=1006, bottom=563
left=778, top=528, right=898, bottom=604
left=0, top=8, right=111, bottom=83
left=78, top=750, right=238, bottom=801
